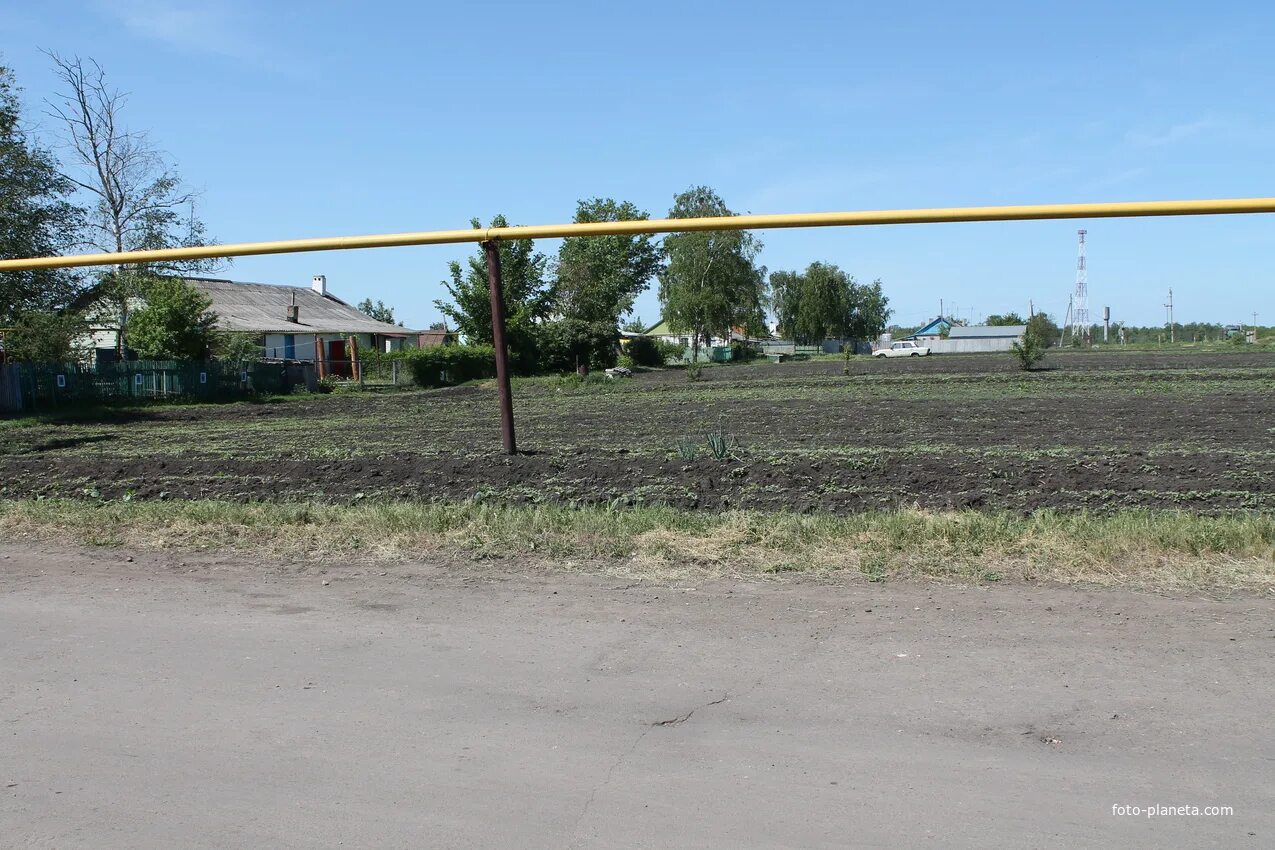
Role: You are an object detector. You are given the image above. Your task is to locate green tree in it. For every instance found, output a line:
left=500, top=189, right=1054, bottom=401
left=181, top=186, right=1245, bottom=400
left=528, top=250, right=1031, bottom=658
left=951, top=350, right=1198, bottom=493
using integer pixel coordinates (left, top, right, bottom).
left=769, top=269, right=804, bottom=340
left=552, top=199, right=663, bottom=325
left=657, top=186, right=766, bottom=363
left=0, top=64, right=84, bottom=322
left=1026, top=312, right=1060, bottom=347
left=771, top=264, right=891, bottom=344
left=357, top=298, right=399, bottom=325
left=985, top=312, right=1027, bottom=326
left=621, top=316, right=648, bottom=333
left=1, top=311, right=88, bottom=362
left=434, top=216, right=549, bottom=373
left=127, top=277, right=220, bottom=359
left=846, top=278, right=891, bottom=341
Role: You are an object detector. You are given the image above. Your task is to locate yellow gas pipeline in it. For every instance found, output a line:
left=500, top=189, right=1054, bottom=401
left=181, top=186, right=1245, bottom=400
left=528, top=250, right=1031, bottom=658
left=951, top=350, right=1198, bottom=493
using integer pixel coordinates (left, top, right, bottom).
left=1, top=197, right=1274, bottom=271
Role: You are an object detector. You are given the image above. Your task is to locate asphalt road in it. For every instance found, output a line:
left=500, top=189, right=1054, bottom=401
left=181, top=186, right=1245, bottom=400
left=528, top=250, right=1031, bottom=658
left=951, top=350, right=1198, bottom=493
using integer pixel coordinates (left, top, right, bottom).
left=2, top=543, right=1272, bottom=849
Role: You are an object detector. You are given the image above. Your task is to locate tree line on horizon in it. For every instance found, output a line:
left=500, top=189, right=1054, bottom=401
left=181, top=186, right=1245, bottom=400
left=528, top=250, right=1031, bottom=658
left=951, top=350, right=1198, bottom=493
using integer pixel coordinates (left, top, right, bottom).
left=433, top=187, right=894, bottom=371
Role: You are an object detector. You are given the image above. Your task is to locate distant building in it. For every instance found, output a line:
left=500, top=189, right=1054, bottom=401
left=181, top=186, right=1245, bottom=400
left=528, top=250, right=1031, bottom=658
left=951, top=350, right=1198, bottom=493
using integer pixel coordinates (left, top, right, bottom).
left=417, top=329, right=458, bottom=347
left=903, top=316, right=953, bottom=342
left=936, top=324, right=1026, bottom=353
left=635, top=319, right=753, bottom=363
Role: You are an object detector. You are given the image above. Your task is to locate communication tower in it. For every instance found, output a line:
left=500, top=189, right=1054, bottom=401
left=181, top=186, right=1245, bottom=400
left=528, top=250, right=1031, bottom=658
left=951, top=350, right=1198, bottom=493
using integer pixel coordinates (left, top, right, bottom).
left=1070, top=230, right=1090, bottom=343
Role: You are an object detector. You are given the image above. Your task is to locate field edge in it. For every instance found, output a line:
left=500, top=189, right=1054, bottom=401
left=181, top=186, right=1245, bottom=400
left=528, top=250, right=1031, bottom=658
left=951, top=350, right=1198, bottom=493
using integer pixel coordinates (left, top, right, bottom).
left=2, top=499, right=1274, bottom=593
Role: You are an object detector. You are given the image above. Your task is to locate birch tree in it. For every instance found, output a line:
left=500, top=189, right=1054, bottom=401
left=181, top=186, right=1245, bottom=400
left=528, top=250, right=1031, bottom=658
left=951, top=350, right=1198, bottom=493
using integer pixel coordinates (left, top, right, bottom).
left=657, top=186, right=765, bottom=363
left=45, top=52, right=216, bottom=354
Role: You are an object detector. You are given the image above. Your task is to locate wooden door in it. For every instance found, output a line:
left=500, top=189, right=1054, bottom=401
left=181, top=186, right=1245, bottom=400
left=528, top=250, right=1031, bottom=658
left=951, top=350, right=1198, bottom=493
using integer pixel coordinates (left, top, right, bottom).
left=327, top=339, right=350, bottom=377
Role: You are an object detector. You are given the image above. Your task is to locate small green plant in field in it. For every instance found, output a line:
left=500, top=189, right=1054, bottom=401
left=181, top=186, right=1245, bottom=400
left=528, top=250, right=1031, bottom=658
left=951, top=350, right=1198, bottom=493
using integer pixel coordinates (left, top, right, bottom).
left=685, top=362, right=703, bottom=381
left=674, top=421, right=740, bottom=461
left=704, top=421, right=739, bottom=460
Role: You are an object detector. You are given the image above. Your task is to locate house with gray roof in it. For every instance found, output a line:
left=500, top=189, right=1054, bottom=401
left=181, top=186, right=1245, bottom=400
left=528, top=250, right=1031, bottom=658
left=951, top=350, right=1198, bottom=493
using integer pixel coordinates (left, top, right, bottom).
left=82, top=275, right=415, bottom=372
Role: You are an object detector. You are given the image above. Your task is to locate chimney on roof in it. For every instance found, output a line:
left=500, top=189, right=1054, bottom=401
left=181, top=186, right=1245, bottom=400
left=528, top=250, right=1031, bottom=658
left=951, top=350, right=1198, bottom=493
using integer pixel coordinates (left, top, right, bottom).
left=312, top=274, right=327, bottom=297
left=286, top=290, right=299, bottom=323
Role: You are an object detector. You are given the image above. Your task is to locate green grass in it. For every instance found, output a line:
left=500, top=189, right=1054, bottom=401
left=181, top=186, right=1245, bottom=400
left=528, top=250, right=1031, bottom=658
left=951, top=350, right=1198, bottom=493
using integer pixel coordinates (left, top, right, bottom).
left=2, top=498, right=1273, bottom=593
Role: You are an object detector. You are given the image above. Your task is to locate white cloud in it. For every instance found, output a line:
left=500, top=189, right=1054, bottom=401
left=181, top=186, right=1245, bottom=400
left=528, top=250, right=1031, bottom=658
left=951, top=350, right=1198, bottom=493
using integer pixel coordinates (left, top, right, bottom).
left=90, top=0, right=311, bottom=76
left=96, top=0, right=248, bottom=56
left=1124, top=119, right=1216, bottom=147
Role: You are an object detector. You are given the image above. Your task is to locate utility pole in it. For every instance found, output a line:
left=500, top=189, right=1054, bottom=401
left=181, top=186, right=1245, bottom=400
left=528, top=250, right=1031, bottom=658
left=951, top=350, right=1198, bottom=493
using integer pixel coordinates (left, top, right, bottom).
left=484, top=240, right=517, bottom=455
left=1103, top=306, right=1110, bottom=343
left=1060, top=295, right=1073, bottom=347
left=1164, top=288, right=1175, bottom=343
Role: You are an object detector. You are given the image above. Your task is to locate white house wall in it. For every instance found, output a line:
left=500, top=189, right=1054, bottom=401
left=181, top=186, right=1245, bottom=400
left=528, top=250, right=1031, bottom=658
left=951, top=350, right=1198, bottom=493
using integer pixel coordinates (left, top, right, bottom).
left=928, top=338, right=1019, bottom=354
left=263, top=332, right=403, bottom=360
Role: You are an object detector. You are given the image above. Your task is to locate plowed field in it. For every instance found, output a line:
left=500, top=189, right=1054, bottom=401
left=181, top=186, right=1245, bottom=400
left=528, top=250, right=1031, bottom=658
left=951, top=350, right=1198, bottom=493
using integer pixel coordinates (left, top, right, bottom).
left=4, top=349, right=1273, bottom=514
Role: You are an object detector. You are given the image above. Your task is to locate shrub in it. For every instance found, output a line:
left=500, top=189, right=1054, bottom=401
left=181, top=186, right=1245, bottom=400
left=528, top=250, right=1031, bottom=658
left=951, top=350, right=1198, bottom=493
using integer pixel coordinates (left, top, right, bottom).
left=625, top=336, right=687, bottom=368
left=655, top=339, right=686, bottom=364
left=406, top=344, right=497, bottom=387
left=729, top=340, right=761, bottom=362
left=624, top=335, right=665, bottom=367
left=1011, top=324, right=1047, bottom=371
left=535, top=319, right=617, bottom=375
left=2, top=311, right=89, bottom=363
left=129, top=278, right=220, bottom=360
left=215, top=332, right=265, bottom=365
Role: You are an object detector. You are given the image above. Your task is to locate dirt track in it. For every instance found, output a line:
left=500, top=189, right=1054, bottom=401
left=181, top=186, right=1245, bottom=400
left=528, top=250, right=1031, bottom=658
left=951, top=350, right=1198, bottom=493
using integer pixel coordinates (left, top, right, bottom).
left=2, top=543, right=1273, bottom=848
left=3, top=349, right=1275, bottom=512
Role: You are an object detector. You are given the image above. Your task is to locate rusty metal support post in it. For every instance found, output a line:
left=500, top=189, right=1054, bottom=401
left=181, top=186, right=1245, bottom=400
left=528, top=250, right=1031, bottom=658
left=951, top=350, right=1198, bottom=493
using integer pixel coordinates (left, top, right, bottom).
left=314, top=336, right=326, bottom=379
left=484, top=239, right=517, bottom=455
left=349, top=334, right=362, bottom=385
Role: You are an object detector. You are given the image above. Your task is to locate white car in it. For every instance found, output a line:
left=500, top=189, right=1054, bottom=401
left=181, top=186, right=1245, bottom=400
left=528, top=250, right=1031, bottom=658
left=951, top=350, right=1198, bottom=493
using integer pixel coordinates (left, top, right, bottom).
left=873, top=340, right=931, bottom=358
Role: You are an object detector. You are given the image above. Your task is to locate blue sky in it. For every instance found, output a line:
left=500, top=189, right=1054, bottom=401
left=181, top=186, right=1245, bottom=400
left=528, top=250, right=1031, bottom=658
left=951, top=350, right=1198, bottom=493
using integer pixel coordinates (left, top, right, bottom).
left=3, top=1, right=1273, bottom=329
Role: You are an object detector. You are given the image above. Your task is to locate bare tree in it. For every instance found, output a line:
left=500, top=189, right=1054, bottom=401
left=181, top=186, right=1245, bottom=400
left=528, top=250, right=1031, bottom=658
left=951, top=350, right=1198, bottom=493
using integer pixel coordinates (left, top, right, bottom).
left=44, top=51, right=217, bottom=354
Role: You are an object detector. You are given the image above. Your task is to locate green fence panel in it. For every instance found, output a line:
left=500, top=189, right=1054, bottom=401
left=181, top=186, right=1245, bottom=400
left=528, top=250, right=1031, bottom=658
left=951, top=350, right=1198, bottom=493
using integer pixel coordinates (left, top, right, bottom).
left=11, top=359, right=297, bottom=411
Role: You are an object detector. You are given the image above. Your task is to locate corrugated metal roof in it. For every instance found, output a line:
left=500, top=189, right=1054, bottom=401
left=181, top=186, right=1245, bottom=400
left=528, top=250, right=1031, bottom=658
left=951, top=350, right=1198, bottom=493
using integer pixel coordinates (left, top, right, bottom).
left=947, top=324, right=1026, bottom=338
left=182, top=277, right=412, bottom=335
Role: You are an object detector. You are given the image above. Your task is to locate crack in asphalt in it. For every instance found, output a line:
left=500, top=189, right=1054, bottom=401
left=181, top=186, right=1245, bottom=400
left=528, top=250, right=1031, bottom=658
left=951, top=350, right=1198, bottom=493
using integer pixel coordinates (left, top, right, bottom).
left=567, top=692, right=732, bottom=847
left=651, top=694, right=730, bottom=727
left=567, top=725, right=650, bottom=849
